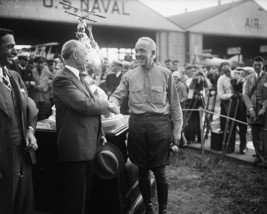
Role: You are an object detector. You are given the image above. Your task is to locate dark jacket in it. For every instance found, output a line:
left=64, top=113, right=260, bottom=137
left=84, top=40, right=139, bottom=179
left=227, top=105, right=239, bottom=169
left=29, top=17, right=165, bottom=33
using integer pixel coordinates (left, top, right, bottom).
left=53, top=67, right=109, bottom=161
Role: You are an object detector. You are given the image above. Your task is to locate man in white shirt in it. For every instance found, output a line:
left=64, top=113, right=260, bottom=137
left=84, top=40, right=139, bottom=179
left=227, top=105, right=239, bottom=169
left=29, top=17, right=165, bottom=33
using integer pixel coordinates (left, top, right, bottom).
left=217, top=62, right=247, bottom=154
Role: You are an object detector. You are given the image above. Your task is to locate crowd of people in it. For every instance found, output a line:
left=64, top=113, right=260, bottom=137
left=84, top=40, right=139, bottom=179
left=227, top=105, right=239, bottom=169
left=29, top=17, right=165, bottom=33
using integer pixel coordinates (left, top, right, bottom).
left=1, top=24, right=267, bottom=214
left=165, top=57, right=267, bottom=169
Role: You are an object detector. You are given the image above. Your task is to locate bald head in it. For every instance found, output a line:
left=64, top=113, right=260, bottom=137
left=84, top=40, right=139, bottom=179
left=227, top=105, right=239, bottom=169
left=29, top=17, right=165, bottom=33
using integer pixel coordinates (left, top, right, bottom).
left=136, top=37, right=156, bottom=52
left=61, top=40, right=84, bottom=60
left=61, top=39, right=87, bottom=71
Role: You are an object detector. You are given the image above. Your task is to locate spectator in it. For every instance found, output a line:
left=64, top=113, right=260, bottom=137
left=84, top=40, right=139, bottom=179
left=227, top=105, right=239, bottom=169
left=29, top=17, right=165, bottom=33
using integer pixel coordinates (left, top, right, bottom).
left=172, top=60, right=180, bottom=72
left=11, top=51, right=30, bottom=77
left=217, top=62, right=247, bottom=154
left=53, top=39, right=118, bottom=214
left=99, top=57, right=110, bottom=86
left=31, top=56, right=52, bottom=120
left=184, top=66, right=209, bottom=144
left=164, top=59, right=172, bottom=72
left=104, top=59, right=123, bottom=97
left=109, top=37, right=183, bottom=214
left=47, top=59, right=57, bottom=108
left=0, top=27, right=38, bottom=214
left=11, top=51, right=36, bottom=98
left=243, top=56, right=267, bottom=166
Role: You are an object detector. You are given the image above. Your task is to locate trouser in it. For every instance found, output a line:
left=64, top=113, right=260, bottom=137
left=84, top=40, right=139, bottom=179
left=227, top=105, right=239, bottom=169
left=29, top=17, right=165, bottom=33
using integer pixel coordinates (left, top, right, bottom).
left=221, top=98, right=247, bottom=152
left=63, top=161, right=94, bottom=214
left=184, top=98, right=203, bottom=143
left=251, top=112, right=267, bottom=161
left=138, top=166, right=168, bottom=213
left=12, top=147, right=35, bottom=214
left=0, top=145, right=35, bottom=214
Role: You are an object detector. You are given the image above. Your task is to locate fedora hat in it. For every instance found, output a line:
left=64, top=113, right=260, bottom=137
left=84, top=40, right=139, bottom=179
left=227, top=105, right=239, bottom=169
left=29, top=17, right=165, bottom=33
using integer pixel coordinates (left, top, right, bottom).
left=92, top=142, right=124, bottom=180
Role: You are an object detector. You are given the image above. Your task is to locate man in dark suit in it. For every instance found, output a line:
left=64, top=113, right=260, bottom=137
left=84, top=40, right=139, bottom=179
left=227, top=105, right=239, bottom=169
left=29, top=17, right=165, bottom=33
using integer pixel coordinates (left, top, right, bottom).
left=53, top=39, right=119, bottom=214
left=0, top=28, right=39, bottom=214
left=243, top=56, right=267, bottom=166
left=105, top=60, right=123, bottom=96
left=10, top=51, right=36, bottom=99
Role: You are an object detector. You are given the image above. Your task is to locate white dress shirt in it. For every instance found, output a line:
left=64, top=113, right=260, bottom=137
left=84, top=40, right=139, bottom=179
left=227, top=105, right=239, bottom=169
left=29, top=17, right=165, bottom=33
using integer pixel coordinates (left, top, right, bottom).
left=65, top=65, right=80, bottom=80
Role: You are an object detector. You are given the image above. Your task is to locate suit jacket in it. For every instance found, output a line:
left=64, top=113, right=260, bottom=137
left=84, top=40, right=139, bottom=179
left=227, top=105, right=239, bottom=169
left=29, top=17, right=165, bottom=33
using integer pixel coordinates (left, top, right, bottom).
left=106, top=72, right=123, bottom=94
left=243, top=72, right=267, bottom=111
left=0, top=69, right=38, bottom=212
left=0, top=69, right=38, bottom=164
left=53, top=67, right=109, bottom=162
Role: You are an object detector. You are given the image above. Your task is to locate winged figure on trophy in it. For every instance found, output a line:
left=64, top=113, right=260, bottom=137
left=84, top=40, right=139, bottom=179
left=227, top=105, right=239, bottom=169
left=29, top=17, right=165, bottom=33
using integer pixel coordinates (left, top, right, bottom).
left=76, top=18, right=103, bottom=82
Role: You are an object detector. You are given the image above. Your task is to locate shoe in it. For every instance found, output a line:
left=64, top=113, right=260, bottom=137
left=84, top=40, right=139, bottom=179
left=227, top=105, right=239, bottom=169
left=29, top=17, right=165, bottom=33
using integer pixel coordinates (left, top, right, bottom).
left=225, top=150, right=234, bottom=154
left=253, top=159, right=262, bottom=167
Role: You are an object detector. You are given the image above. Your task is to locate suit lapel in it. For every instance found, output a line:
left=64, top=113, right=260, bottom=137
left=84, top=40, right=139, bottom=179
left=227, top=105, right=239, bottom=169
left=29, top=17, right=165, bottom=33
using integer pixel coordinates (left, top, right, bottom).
left=0, top=84, right=10, bottom=116
left=8, top=71, right=27, bottom=136
left=63, top=68, right=91, bottom=98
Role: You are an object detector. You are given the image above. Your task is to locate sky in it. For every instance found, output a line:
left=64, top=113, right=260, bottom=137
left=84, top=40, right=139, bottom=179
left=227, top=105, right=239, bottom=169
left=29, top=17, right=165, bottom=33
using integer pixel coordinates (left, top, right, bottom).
left=139, top=0, right=267, bottom=17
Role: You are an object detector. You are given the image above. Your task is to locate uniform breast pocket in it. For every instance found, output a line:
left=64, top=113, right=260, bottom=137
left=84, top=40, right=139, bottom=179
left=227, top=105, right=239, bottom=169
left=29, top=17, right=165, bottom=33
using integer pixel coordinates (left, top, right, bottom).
left=129, top=86, right=145, bottom=104
left=151, top=86, right=166, bottom=104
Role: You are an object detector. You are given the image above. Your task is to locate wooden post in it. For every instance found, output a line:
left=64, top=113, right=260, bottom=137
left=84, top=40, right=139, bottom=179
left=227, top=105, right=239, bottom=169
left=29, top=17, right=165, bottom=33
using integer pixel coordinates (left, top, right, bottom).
left=199, top=107, right=205, bottom=155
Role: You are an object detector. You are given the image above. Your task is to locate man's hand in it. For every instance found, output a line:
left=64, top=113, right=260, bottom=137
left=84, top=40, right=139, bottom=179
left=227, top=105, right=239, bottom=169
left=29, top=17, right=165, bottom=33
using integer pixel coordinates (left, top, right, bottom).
left=99, top=136, right=107, bottom=145
left=249, top=109, right=256, bottom=118
left=231, top=93, right=238, bottom=99
left=25, top=128, right=38, bottom=151
left=258, top=106, right=266, bottom=116
left=108, top=101, right=120, bottom=114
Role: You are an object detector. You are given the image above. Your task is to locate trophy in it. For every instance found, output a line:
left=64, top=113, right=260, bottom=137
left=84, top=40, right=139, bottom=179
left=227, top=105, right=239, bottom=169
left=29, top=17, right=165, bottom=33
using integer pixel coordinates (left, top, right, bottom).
left=61, top=2, right=106, bottom=83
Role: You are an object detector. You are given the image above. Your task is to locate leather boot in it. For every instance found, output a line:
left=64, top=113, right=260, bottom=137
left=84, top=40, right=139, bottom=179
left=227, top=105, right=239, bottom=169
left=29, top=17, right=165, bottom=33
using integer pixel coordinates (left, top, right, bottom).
left=157, top=182, right=168, bottom=214
left=138, top=178, right=154, bottom=214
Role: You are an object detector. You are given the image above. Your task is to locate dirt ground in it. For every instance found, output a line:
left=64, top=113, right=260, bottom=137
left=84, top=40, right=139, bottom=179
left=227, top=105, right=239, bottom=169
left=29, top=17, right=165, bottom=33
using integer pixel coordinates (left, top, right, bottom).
left=151, top=148, right=267, bottom=214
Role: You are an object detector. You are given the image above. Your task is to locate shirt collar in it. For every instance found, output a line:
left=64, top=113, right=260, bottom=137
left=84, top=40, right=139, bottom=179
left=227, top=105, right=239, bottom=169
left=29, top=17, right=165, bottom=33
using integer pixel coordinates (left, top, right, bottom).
left=66, top=65, right=80, bottom=80
left=0, top=66, right=10, bottom=76
left=255, top=71, right=264, bottom=78
left=116, top=71, right=121, bottom=78
left=19, top=64, right=26, bottom=70
left=141, top=62, right=155, bottom=71
left=0, top=66, right=10, bottom=83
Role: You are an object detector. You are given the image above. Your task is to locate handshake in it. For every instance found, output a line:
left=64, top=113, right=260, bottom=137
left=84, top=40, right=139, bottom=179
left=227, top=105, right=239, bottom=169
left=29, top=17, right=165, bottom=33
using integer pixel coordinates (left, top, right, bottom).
left=107, top=101, right=120, bottom=115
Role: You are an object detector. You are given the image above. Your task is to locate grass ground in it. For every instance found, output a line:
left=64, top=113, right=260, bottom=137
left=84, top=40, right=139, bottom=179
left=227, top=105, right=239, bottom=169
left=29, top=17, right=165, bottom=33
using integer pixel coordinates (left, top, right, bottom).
left=152, top=148, right=267, bottom=214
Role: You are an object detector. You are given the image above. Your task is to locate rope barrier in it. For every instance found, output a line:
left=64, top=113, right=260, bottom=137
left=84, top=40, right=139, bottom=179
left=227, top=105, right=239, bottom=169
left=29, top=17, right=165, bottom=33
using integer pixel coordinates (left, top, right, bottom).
left=181, top=107, right=267, bottom=131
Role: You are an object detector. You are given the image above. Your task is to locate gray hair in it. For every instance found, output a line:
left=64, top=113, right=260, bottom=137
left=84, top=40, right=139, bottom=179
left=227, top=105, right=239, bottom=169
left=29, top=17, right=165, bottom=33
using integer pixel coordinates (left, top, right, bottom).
left=61, top=40, right=81, bottom=60
left=137, top=37, right=156, bottom=52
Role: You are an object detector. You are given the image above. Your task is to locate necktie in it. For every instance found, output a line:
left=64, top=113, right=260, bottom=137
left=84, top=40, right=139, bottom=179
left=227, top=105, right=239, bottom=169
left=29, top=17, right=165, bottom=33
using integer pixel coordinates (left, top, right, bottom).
left=2, top=67, right=12, bottom=91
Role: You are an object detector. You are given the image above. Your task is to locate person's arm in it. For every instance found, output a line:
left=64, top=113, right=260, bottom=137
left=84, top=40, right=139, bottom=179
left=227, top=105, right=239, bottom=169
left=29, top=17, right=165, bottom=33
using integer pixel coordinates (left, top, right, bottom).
left=180, top=83, right=188, bottom=104
left=168, top=73, right=183, bottom=144
left=202, top=72, right=210, bottom=88
left=242, top=76, right=254, bottom=110
left=53, top=75, right=109, bottom=115
left=109, top=72, right=129, bottom=108
left=188, top=74, right=196, bottom=89
left=25, top=97, right=38, bottom=150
